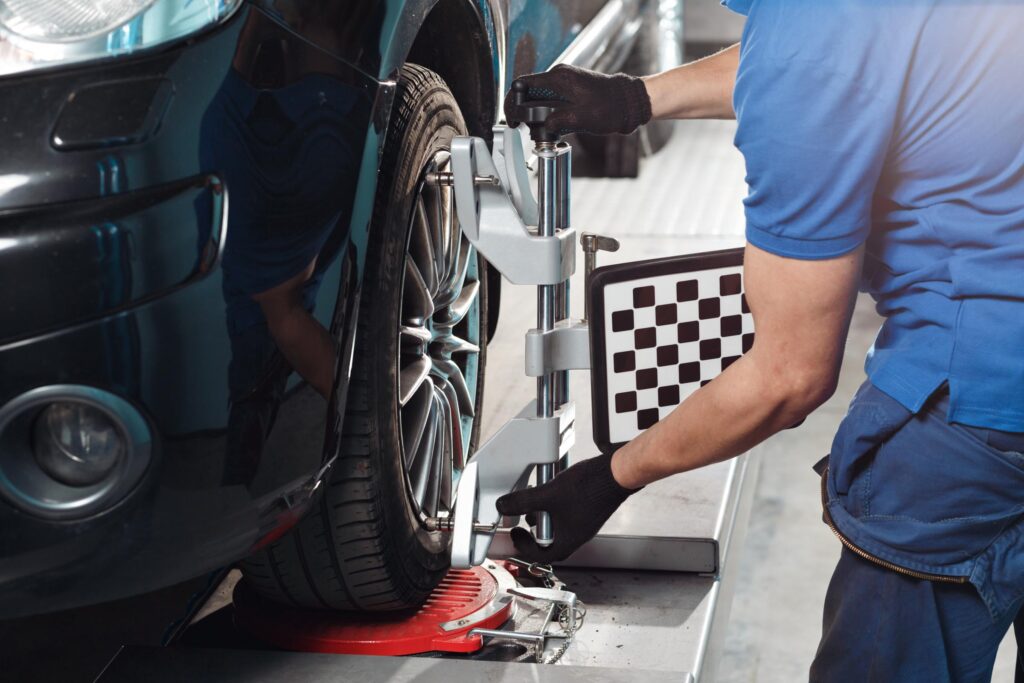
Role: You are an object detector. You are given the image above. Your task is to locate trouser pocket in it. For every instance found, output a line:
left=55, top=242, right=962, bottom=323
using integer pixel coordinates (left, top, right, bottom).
left=856, top=404, right=1024, bottom=564
left=826, top=382, right=913, bottom=517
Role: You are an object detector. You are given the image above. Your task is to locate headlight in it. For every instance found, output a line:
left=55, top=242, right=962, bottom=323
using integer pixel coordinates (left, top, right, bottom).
left=1, top=0, right=157, bottom=42
left=33, top=401, right=124, bottom=487
left=0, top=0, right=241, bottom=77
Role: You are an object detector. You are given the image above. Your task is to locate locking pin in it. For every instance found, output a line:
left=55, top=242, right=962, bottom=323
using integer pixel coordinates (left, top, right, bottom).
left=581, top=232, right=620, bottom=321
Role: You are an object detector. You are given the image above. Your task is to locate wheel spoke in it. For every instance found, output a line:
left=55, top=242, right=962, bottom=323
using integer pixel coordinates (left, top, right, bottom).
left=423, top=391, right=448, bottom=517
left=439, top=381, right=466, bottom=472
left=437, top=409, right=452, bottom=515
left=409, top=197, right=439, bottom=295
left=440, top=183, right=456, bottom=282
left=399, top=357, right=432, bottom=407
left=400, top=324, right=431, bottom=349
left=410, top=393, right=441, bottom=507
left=401, top=383, right=433, bottom=466
left=438, top=279, right=479, bottom=326
left=424, top=191, right=446, bottom=290
left=403, top=258, right=435, bottom=323
left=437, top=238, right=471, bottom=309
left=413, top=196, right=442, bottom=294
left=432, top=334, right=479, bottom=356
left=439, top=445, right=453, bottom=512
left=435, top=358, right=475, bottom=418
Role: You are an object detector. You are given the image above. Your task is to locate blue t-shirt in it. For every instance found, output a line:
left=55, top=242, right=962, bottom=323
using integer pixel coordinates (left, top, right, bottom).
left=724, top=0, right=1024, bottom=431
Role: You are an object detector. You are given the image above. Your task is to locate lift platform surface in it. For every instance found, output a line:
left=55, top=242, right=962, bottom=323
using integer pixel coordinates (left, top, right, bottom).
left=99, top=646, right=684, bottom=682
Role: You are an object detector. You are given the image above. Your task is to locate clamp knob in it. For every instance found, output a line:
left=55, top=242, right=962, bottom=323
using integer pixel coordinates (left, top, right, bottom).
left=582, top=232, right=620, bottom=321
left=508, top=79, right=563, bottom=144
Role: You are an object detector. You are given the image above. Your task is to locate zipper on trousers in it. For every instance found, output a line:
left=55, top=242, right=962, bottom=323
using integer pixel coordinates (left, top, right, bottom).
left=819, top=467, right=969, bottom=585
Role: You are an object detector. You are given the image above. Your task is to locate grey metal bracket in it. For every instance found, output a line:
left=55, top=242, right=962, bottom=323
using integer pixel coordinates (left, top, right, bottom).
left=525, top=319, right=591, bottom=377
left=451, top=400, right=576, bottom=568
left=492, top=124, right=539, bottom=227
left=451, top=132, right=576, bottom=285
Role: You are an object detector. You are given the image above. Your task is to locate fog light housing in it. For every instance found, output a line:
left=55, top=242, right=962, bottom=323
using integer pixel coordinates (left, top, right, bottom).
left=33, top=402, right=124, bottom=487
left=0, top=386, right=152, bottom=519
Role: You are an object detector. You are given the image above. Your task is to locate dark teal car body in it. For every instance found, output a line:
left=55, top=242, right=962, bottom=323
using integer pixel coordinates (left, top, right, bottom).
left=0, top=0, right=625, bottom=616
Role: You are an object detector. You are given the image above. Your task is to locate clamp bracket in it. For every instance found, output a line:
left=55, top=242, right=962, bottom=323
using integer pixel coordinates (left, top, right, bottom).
left=492, top=124, right=539, bottom=227
left=451, top=400, right=575, bottom=568
left=447, top=121, right=615, bottom=568
left=524, top=319, right=591, bottom=377
left=451, top=130, right=576, bottom=285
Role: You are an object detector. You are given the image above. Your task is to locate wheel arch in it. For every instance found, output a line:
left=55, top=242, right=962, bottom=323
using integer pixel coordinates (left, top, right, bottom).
left=404, top=0, right=501, bottom=142
left=396, top=1, right=505, bottom=338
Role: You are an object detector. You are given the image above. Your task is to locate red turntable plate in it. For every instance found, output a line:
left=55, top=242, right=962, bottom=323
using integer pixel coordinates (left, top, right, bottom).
left=233, top=561, right=518, bottom=656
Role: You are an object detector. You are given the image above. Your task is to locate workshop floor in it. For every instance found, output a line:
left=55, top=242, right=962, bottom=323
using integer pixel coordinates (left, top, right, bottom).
left=602, top=120, right=1020, bottom=682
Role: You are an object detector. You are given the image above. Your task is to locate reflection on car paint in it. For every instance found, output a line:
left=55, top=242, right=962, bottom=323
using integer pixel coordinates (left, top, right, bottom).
left=200, top=8, right=367, bottom=487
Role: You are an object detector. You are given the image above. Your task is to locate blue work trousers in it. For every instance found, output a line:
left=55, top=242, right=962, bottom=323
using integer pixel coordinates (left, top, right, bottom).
left=810, top=384, right=1024, bottom=682
left=811, top=548, right=1024, bottom=682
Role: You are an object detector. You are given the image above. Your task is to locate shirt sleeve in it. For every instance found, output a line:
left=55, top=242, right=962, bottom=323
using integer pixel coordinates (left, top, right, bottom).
left=733, top=48, right=895, bottom=260
left=720, top=0, right=754, bottom=16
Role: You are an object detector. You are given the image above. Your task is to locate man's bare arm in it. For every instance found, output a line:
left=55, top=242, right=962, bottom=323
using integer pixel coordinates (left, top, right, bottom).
left=643, top=44, right=739, bottom=121
left=610, top=243, right=863, bottom=489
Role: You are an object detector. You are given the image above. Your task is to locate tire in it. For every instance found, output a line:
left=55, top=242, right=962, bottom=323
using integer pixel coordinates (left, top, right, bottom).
left=240, top=64, right=488, bottom=611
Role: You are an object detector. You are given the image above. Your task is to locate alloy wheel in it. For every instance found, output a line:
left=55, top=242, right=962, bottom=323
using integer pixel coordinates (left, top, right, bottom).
left=398, top=149, right=482, bottom=522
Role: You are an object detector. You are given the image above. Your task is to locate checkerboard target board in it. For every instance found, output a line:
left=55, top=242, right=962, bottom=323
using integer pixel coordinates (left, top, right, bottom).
left=589, top=248, right=753, bottom=452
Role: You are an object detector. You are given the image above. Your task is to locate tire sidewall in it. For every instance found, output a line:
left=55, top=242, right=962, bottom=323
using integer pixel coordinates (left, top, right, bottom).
left=361, top=70, right=486, bottom=587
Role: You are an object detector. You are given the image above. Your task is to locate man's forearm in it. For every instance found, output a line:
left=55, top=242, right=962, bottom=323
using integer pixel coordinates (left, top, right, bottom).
left=643, top=44, right=739, bottom=121
left=610, top=350, right=825, bottom=489
left=610, top=244, right=863, bottom=490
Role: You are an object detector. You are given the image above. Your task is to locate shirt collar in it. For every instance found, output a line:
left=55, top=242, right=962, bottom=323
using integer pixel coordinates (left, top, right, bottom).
left=720, top=0, right=753, bottom=16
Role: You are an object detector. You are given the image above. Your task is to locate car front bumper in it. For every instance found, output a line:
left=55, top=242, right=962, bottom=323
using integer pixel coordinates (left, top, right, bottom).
left=0, top=4, right=379, bottom=617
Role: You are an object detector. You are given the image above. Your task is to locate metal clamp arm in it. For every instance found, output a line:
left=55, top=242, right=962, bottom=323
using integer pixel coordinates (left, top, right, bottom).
left=450, top=400, right=575, bottom=568
left=451, top=136, right=575, bottom=285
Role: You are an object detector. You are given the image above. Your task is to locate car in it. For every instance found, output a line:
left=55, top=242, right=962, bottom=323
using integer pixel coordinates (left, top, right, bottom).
left=0, top=0, right=677, bottom=617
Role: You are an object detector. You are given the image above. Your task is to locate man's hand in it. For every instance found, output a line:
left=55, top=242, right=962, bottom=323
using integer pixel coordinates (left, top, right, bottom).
left=503, top=64, right=652, bottom=137
left=504, top=46, right=739, bottom=136
left=495, top=452, right=639, bottom=562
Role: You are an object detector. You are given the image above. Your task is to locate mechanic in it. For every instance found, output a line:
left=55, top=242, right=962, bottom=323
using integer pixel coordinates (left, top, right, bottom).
left=498, top=1, right=1024, bottom=680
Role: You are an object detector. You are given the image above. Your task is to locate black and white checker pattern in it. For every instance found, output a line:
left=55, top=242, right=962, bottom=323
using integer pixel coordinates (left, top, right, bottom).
left=589, top=249, right=753, bottom=450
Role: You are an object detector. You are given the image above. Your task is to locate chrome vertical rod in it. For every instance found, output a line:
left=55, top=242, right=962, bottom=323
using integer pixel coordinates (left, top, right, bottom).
left=553, top=142, right=571, bottom=413
left=535, top=141, right=559, bottom=545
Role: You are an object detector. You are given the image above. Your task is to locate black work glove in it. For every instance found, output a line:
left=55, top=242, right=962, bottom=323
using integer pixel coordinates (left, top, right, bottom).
left=495, top=452, right=641, bottom=563
left=504, top=64, right=653, bottom=137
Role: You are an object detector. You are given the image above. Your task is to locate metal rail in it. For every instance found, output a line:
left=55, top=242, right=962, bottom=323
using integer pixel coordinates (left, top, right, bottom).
left=556, top=0, right=684, bottom=75
left=556, top=0, right=645, bottom=70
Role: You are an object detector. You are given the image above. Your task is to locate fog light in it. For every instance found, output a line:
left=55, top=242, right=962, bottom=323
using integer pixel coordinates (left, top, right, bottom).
left=33, top=402, right=123, bottom=487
